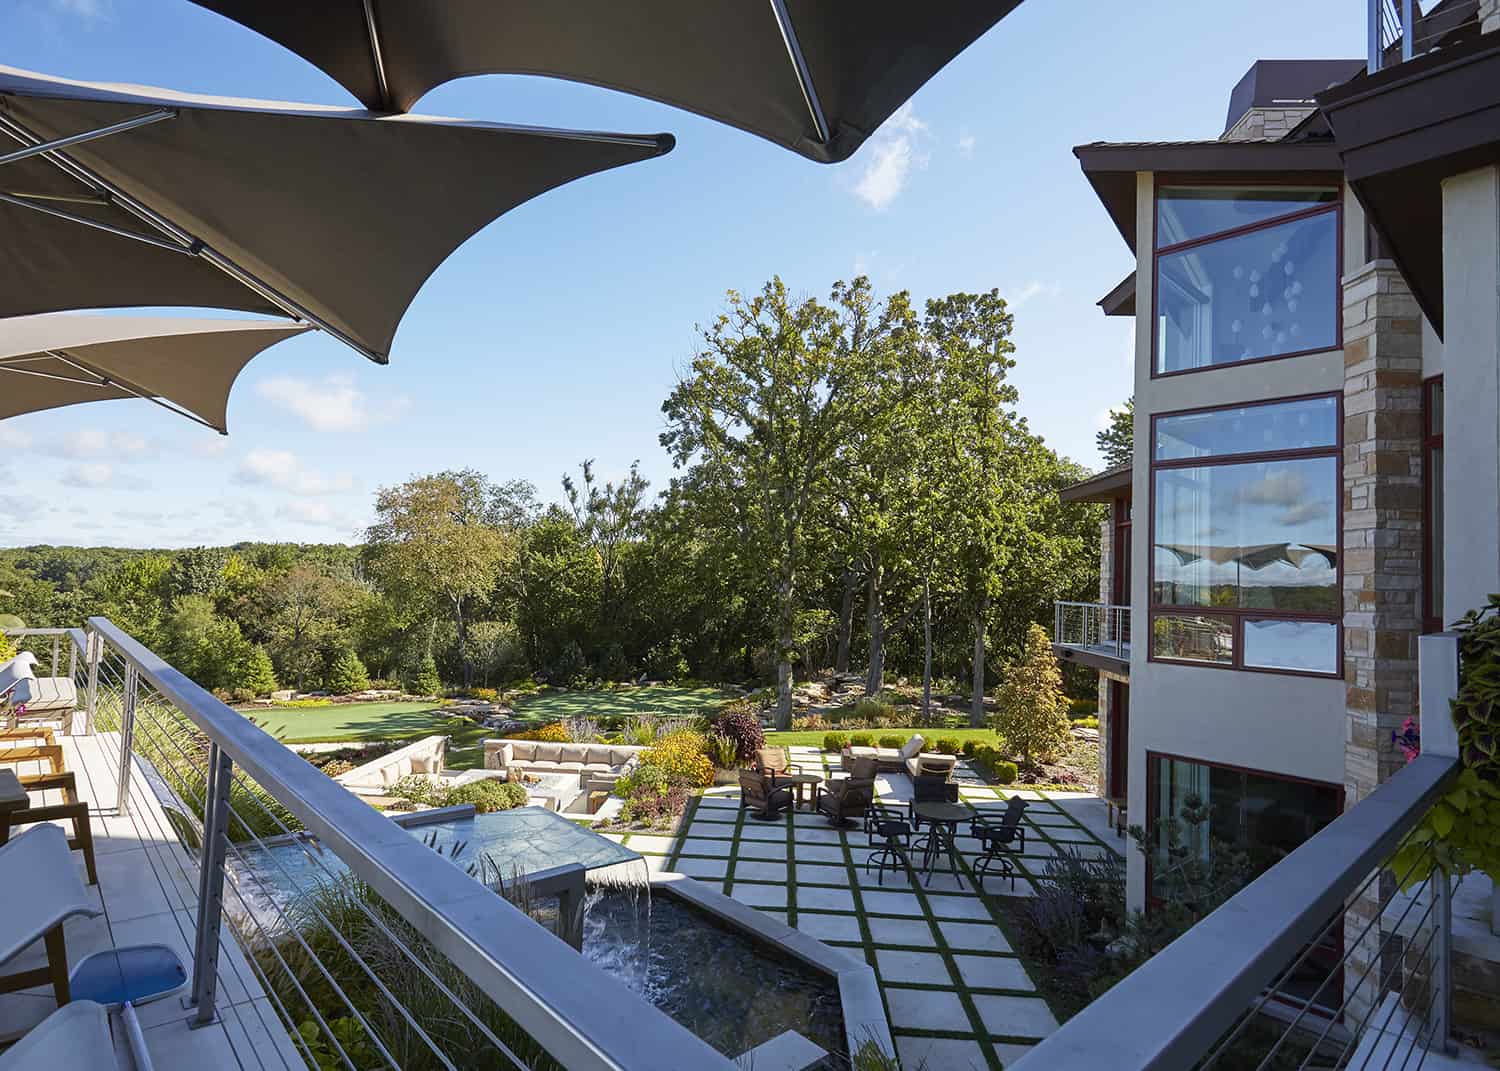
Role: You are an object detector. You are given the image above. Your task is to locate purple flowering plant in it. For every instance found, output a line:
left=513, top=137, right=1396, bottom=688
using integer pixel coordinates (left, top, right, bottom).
left=1391, top=717, right=1420, bottom=763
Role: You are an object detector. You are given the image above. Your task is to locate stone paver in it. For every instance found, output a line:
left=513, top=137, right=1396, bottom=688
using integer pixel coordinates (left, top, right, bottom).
left=660, top=757, right=1123, bottom=1070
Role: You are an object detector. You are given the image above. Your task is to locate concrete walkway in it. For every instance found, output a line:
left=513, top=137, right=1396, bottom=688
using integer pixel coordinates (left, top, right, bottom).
left=609, top=746, right=1125, bottom=1070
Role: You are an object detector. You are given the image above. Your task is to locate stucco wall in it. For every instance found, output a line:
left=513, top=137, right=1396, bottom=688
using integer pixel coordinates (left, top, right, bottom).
left=1441, top=165, right=1500, bottom=618
left=1122, top=172, right=1351, bottom=909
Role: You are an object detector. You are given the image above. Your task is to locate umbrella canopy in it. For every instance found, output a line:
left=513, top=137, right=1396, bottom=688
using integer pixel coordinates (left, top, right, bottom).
left=1155, top=543, right=1339, bottom=569
left=0, top=65, right=674, bottom=363
left=189, top=1, right=1018, bottom=162
left=0, top=312, right=309, bottom=432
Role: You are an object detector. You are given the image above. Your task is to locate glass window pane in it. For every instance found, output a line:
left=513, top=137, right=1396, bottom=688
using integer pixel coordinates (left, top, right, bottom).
left=1155, top=396, right=1337, bottom=460
left=1151, top=613, right=1233, bottom=664
left=1156, top=186, right=1338, bottom=247
left=1153, top=458, right=1338, bottom=613
left=1156, top=211, right=1339, bottom=374
left=1242, top=618, right=1338, bottom=674
left=1430, top=445, right=1443, bottom=619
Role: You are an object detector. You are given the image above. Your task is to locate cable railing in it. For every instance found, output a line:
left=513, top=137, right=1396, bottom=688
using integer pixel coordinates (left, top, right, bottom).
left=1053, top=601, right=1131, bottom=660
left=1012, top=634, right=1468, bottom=1071
left=74, top=616, right=734, bottom=1071
left=1368, top=0, right=1487, bottom=72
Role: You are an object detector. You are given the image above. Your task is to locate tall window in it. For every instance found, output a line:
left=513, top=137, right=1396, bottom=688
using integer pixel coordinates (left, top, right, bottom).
left=1150, top=394, right=1341, bottom=676
left=1423, top=377, right=1444, bottom=633
left=1154, top=186, right=1341, bottom=375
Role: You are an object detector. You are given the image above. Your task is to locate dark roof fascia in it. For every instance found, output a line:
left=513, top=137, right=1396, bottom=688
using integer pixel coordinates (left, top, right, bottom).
left=1060, top=465, right=1132, bottom=504
left=1098, top=271, right=1135, bottom=316
left=1318, top=33, right=1500, bottom=336
left=1073, top=140, right=1346, bottom=250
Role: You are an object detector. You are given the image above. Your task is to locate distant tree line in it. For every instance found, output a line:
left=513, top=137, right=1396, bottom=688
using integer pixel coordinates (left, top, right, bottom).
left=0, top=277, right=1104, bottom=715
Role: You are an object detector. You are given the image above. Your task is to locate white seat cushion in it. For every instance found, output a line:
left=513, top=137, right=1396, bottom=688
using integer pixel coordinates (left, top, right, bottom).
left=899, top=735, right=925, bottom=760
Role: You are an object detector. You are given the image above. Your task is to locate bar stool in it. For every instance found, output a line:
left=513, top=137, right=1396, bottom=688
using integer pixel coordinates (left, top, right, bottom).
left=864, top=815, right=912, bottom=886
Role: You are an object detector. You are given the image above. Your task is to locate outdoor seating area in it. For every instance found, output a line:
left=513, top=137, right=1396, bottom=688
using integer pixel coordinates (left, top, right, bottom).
left=602, top=745, right=1123, bottom=1069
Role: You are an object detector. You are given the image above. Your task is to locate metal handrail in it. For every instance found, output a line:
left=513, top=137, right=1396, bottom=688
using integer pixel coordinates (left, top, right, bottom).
left=84, top=617, right=733, bottom=1071
left=1053, top=601, right=1132, bottom=659
left=1010, top=750, right=1462, bottom=1070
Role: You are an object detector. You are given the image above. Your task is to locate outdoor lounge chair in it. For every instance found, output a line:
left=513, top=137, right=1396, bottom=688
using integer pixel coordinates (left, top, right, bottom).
left=753, top=747, right=802, bottom=785
left=0, top=825, right=105, bottom=1005
left=738, top=769, right=793, bottom=821
left=0, top=1000, right=115, bottom=1071
left=970, top=796, right=1029, bottom=890
left=815, top=776, right=874, bottom=828
left=0, top=764, right=98, bottom=884
left=0, top=653, right=79, bottom=734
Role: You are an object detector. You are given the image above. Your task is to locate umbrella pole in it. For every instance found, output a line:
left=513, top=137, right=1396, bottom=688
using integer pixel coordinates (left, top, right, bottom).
left=0, top=112, right=385, bottom=365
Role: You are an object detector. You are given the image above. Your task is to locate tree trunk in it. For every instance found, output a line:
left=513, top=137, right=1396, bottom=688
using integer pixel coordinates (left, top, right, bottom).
left=970, top=597, right=989, bottom=728
left=922, top=576, right=933, bottom=723
left=864, top=558, right=885, bottom=695
left=835, top=566, right=858, bottom=674
left=453, top=596, right=472, bottom=690
left=775, top=558, right=796, bottom=731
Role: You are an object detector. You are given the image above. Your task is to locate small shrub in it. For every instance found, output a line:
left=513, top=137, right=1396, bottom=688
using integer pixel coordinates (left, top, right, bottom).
left=712, top=703, right=765, bottom=763
left=822, top=732, right=850, bottom=752
left=961, top=739, right=985, bottom=758
left=456, top=686, right=500, bottom=702
left=1075, top=716, right=1100, bottom=730
left=851, top=697, right=895, bottom=722
left=934, top=738, right=960, bottom=755
left=443, top=780, right=526, bottom=814
left=563, top=715, right=600, bottom=743
left=994, top=760, right=1019, bottom=785
left=877, top=734, right=904, bottom=750
left=642, top=730, right=714, bottom=788
left=388, top=774, right=444, bottom=807
left=366, top=678, right=401, bottom=692
left=849, top=732, right=874, bottom=748
left=514, top=722, right=569, bottom=743
left=790, top=714, right=827, bottom=731
left=321, top=760, right=357, bottom=778
left=623, top=713, right=659, bottom=747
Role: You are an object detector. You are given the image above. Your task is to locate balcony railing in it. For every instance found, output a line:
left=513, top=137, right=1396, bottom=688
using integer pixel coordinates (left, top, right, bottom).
left=6, top=620, right=735, bottom=1070
left=1013, top=633, right=1468, bottom=1071
left=1054, top=601, right=1131, bottom=662
left=1368, top=0, right=1486, bottom=72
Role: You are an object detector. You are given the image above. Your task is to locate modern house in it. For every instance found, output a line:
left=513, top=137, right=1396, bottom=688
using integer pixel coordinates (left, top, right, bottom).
left=1044, top=0, right=1500, bottom=1060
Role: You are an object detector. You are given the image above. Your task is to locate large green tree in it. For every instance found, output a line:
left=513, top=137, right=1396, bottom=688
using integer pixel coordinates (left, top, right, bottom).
left=1097, top=396, right=1134, bottom=469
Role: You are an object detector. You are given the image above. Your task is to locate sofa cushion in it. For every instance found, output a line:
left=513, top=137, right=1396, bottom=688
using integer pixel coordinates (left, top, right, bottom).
left=583, top=762, right=612, bottom=773
left=899, top=735, right=924, bottom=760
left=528, top=759, right=560, bottom=770
left=532, top=742, right=562, bottom=764
left=609, top=747, right=636, bottom=765
left=497, top=743, right=514, bottom=768
left=510, top=741, right=537, bottom=762
left=555, top=762, right=585, bottom=773
left=558, top=743, right=589, bottom=764
left=844, top=746, right=878, bottom=759
left=586, top=746, right=615, bottom=766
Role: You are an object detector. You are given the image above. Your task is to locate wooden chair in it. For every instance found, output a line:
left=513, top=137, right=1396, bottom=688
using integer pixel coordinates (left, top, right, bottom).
left=738, top=769, right=793, bottom=821
left=0, top=736, right=96, bottom=884
left=0, top=826, right=104, bottom=1006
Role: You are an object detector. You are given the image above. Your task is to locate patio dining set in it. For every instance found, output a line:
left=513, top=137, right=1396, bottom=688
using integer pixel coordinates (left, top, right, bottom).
left=737, top=741, right=1030, bottom=890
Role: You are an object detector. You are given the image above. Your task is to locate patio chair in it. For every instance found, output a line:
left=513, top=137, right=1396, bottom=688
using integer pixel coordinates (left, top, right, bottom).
left=970, top=796, right=1029, bottom=890
left=753, top=747, right=802, bottom=786
left=0, top=654, right=78, bottom=734
left=0, top=766, right=98, bottom=884
left=910, top=772, right=958, bottom=832
left=0, top=825, right=105, bottom=1005
left=0, top=1000, right=115, bottom=1071
left=815, top=776, right=874, bottom=828
left=864, top=811, right=911, bottom=886
left=738, top=769, right=793, bottom=821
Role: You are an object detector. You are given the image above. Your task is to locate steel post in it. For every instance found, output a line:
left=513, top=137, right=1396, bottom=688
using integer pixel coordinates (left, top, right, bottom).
left=187, top=743, right=233, bottom=1027
left=116, top=662, right=138, bottom=814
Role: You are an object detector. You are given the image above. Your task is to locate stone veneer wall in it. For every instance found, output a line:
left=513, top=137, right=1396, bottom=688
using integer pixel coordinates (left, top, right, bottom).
left=1341, top=260, right=1427, bottom=1024
left=1221, top=106, right=1315, bottom=143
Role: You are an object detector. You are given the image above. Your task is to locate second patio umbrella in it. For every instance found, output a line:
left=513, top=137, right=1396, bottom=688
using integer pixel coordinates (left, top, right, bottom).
left=0, top=65, right=674, bottom=363
left=0, top=312, right=310, bottom=432
left=189, top=0, right=1019, bottom=162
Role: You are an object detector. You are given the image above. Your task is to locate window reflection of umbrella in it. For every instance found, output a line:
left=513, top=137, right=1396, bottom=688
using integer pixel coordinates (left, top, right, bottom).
left=1155, top=543, right=1338, bottom=620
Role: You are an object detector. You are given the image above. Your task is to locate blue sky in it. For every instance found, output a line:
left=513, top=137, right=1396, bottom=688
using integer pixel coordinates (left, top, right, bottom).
left=0, top=0, right=1364, bottom=548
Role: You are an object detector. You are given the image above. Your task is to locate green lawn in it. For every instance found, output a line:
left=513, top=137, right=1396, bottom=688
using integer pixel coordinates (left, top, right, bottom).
left=764, top=726, right=1002, bottom=748
left=252, top=701, right=455, bottom=744
left=511, top=685, right=733, bottom=722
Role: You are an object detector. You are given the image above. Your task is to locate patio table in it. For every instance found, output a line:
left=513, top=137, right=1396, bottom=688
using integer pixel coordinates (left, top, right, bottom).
left=781, top=772, right=823, bottom=810
left=913, top=801, right=970, bottom=886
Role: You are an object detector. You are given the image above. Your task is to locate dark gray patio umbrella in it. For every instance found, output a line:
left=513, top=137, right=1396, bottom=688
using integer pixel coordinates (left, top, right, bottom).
left=189, top=1, right=1018, bottom=162
left=0, top=65, right=673, bottom=363
left=0, top=312, right=309, bottom=432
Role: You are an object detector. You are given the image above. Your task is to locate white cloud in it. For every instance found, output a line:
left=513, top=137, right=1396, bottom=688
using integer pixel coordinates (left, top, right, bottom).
left=57, top=429, right=155, bottom=460
left=192, top=437, right=230, bottom=458
left=957, top=131, right=977, bottom=157
left=255, top=373, right=408, bottom=433
left=61, top=463, right=114, bottom=488
left=1006, top=281, right=1061, bottom=308
left=0, top=428, right=32, bottom=450
left=233, top=449, right=354, bottom=497
left=852, top=103, right=929, bottom=211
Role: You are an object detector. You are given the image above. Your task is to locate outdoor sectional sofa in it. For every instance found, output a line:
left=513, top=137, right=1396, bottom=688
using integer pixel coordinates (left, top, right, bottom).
left=840, top=734, right=958, bottom=779
left=483, top=739, right=645, bottom=793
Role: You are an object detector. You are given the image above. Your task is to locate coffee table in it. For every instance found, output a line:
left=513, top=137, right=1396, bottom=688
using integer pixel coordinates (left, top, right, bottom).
left=525, top=772, right=585, bottom=812
left=781, top=772, right=823, bottom=810
left=913, top=801, right=970, bottom=885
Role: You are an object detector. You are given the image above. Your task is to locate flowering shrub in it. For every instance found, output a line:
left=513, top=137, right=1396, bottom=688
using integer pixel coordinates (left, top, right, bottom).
left=1391, top=717, right=1420, bottom=764
left=712, top=704, right=765, bottom=762
left=643, top=730, right=714, bottom=788
left=513, top=722, right=569, bottom=743
left=615, top=761, right=693, bottom=826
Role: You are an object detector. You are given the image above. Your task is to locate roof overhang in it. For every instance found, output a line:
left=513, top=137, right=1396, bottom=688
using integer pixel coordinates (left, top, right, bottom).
left=1060, top=465, right=1132, bottom=504
left=1099, top=271, right=1135, bottom=316
left=1318, top=33, right=1500, bottom=338
left=1073, top=140, right=1345, bottom=251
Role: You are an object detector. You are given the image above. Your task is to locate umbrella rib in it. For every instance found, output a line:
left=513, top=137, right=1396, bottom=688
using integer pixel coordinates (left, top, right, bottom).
left=767, top=0, right=831, bottom=145
left=0, top=110, right=385, bottom=365
left=362, top=0, right=394, bottom=111
left=48, top=350, right=223, bottom=433
left=0, top=108, right=177, bottom=169
left=0, top=364, right=110, bottom=388
left=0, top=191, right=195, bottom=256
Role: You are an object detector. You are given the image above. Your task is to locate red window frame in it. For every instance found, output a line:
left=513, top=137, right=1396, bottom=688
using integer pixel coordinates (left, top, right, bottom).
left=1151, top=178, right=1344, bottom=379
left=1422, top=376, right=1444, bottom=634
left=1148, top=391, right=1344, bottom=678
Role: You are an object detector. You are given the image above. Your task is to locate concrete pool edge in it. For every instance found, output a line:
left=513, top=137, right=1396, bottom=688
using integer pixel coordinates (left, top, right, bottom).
left=653, top=872, right=897, bottom=1064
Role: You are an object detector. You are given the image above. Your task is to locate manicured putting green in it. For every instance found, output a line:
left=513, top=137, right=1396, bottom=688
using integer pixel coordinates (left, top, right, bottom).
left=251, top=702, right=453, bottom=744
left=512, top=685, right=732, bottom=721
